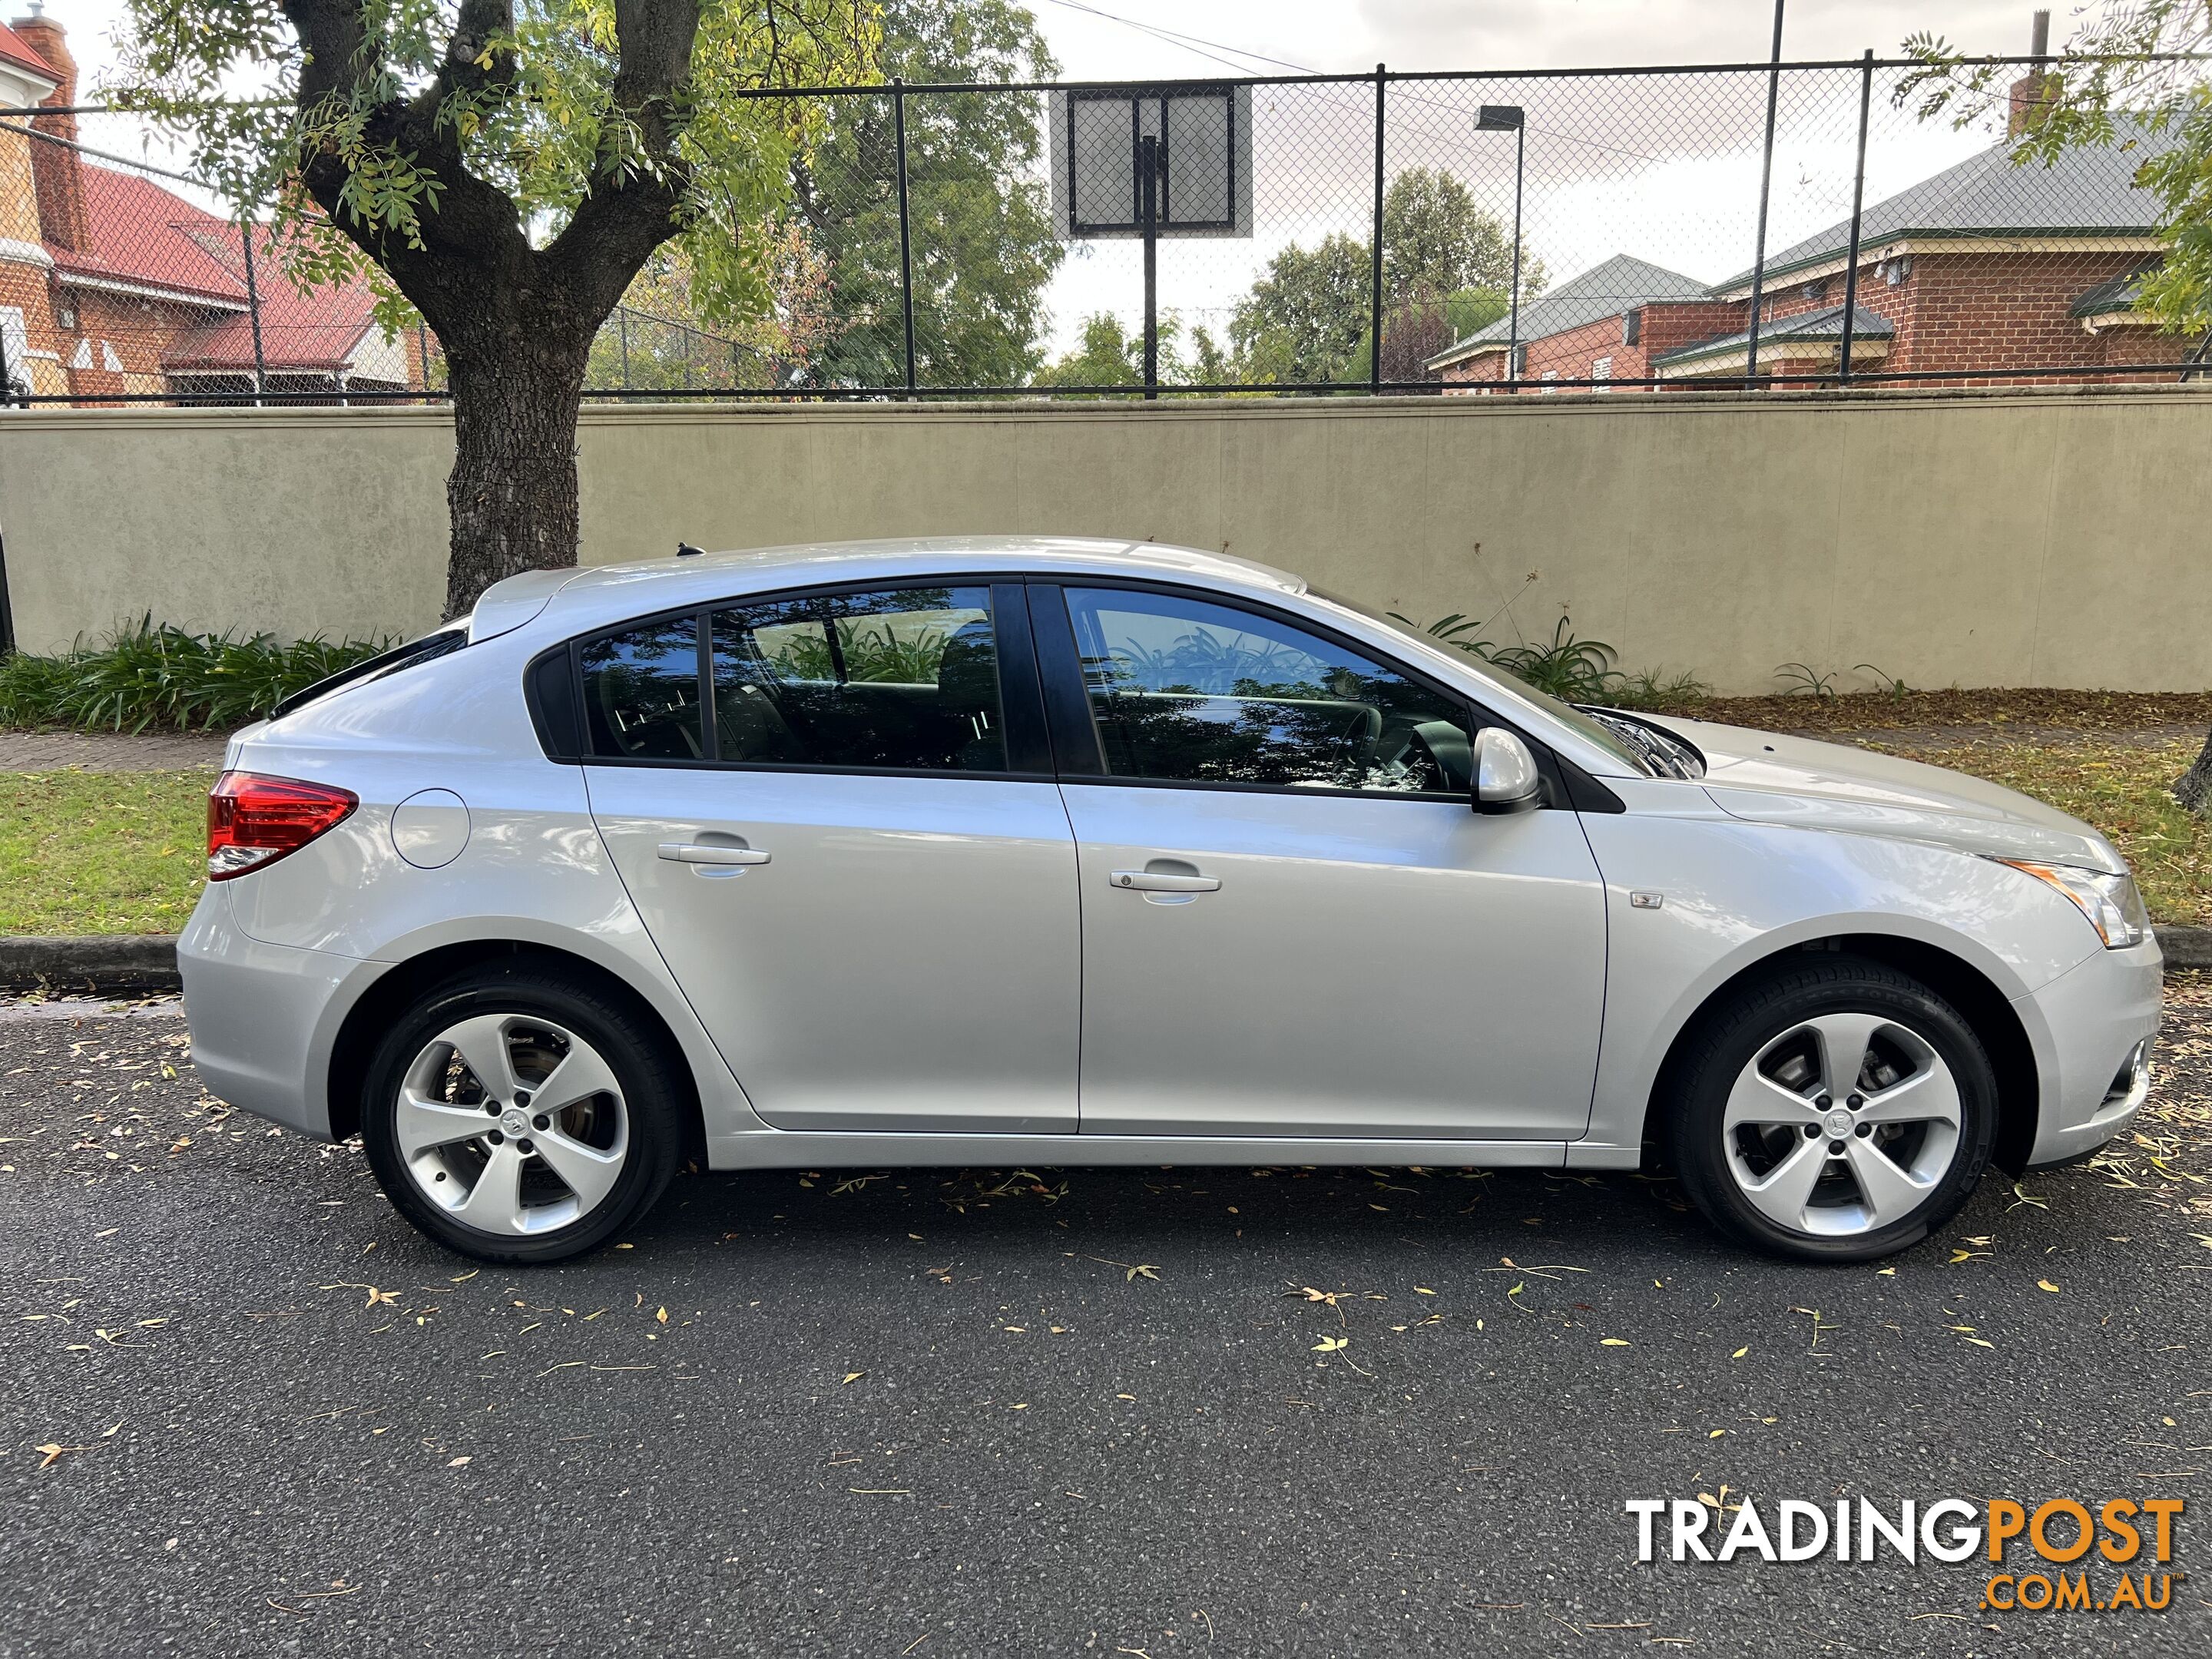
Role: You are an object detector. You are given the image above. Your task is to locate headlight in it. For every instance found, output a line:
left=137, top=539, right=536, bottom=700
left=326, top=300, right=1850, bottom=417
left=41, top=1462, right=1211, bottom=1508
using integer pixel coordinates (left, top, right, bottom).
left=1992, top=859, right=2150, bottom=949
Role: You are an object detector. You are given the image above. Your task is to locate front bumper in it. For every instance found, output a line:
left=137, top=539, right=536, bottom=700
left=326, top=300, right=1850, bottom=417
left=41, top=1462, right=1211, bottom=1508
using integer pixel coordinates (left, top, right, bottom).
left=2017, top=935, right=2164, bottom=1167
left=178, top=886, right=363, bottom=1139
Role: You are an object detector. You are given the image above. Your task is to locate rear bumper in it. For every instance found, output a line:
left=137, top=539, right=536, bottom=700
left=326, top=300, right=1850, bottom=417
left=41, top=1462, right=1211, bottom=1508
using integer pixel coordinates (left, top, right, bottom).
left=2018, top=936, right=2164, bottom=1167
left=178, top=886, right=360, bottom=1139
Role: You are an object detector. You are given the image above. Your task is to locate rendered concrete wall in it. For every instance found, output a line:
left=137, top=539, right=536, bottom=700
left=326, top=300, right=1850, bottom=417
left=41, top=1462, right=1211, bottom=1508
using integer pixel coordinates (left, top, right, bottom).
left=2, top=386, right=2207, bottom=694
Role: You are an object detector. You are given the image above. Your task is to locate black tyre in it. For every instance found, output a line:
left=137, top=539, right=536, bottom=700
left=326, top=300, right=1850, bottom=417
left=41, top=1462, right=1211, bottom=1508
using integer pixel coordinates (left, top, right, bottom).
left=359, top=961, right=687, bottom=1264
left=1664, top=955, right=1998, bottom=1263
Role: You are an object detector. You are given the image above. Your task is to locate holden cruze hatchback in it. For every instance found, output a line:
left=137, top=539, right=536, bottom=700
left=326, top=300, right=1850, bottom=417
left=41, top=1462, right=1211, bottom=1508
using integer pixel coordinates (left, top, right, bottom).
left=179, top=536, right=2161, bottom=1264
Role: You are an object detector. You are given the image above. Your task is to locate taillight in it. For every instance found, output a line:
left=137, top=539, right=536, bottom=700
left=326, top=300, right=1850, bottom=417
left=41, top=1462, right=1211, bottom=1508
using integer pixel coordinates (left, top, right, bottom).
left=207, top=772, right=359, bottom=881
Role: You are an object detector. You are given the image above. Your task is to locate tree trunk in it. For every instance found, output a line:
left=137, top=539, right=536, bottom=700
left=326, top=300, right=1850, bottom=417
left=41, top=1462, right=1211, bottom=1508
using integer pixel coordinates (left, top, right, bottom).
left=2175, top=725, right=2212, bottom=814
left=440, top=326, right=594, bottom=620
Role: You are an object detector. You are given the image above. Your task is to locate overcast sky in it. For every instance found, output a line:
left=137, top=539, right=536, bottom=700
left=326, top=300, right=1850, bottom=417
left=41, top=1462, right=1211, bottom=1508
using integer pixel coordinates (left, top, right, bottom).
left=21, top=0, right=2065, bottom=360
left=1025, top=0, right=2052, bottom=79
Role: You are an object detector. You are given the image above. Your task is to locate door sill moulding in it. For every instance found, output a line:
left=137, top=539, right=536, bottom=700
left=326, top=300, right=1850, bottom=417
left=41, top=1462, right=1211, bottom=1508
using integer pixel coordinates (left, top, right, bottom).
left=704, top=1130, right=1577, bottom=1171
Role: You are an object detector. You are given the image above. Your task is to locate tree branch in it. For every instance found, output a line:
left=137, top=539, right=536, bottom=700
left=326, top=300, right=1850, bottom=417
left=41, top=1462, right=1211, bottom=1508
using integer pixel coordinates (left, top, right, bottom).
left=538, top=0, right=704, bottom=318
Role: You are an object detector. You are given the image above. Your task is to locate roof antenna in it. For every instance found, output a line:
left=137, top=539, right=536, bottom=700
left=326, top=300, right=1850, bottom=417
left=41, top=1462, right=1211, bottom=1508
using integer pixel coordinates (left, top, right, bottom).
left=675, top=541, right=705, bottom=558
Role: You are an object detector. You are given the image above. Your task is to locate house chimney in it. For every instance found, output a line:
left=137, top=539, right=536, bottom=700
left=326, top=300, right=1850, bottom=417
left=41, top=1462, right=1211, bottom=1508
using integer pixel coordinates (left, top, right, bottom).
left=2008, top=10, right=2057, bottom=139
left=10, top=5, right=88, bottom=251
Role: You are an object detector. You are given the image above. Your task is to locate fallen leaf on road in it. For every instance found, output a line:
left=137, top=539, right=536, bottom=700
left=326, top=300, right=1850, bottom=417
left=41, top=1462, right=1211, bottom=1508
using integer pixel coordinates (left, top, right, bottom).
left=2037, top=1280, right=2061, bottom=1293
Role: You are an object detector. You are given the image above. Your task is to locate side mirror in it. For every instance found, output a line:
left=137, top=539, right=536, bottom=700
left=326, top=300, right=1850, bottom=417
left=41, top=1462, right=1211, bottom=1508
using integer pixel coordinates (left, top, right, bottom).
left=1472, top=727, right=1542, bottom=815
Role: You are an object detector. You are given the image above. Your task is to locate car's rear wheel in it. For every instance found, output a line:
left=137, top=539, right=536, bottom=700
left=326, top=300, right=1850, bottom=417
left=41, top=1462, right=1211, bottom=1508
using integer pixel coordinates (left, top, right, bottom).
left=360, top=965, right=685, bottom=1263
left=1665, top=956, right=1998, bottom=1262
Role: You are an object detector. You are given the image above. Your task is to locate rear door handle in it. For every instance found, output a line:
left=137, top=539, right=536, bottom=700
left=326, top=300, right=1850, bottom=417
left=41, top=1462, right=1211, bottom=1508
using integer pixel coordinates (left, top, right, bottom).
left=658, top=842, right=770, bottom=867
left=1109, top=869, right=1220, bottom=893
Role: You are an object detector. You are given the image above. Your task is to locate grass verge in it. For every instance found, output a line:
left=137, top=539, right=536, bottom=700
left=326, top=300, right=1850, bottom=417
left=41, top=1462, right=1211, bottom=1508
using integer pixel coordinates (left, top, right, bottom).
left=0, top=724, right=2207, bottom=935
left=0, top=770, right=210, bottom=935
left=1876, top=738, right=2212, bottom=926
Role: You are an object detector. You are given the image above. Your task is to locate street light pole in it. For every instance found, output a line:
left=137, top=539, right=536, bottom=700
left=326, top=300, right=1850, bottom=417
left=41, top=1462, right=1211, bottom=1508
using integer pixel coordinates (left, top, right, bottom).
left=1478, top=104, right=1527, bottom=391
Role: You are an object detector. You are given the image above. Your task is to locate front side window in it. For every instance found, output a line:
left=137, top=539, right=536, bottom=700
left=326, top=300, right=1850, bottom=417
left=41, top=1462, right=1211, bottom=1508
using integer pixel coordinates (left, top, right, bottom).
left=582, top=616, right=701, bottom=760
left=710, top=586, right=1006, bottom=772
left=1062, top=586, right=1472, bottom=796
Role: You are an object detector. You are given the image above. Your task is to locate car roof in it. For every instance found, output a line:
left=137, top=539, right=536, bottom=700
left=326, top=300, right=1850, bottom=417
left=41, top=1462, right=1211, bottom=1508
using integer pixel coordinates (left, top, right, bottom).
left=478, top=535, right=1309, bottom=641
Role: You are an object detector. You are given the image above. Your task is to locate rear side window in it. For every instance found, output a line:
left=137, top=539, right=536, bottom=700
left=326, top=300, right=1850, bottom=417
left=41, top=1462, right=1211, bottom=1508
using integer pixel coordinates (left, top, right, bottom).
left=1062, top=586, right=1471, bottom=796
left=582, top=617, right=701, bottom=760
left=710, top=586, right=1005, bottom=772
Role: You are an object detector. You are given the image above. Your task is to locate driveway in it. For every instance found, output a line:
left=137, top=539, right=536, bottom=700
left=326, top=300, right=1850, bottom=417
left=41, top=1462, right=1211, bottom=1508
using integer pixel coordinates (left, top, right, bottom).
left=1, top=986, right=2207, bottom=1657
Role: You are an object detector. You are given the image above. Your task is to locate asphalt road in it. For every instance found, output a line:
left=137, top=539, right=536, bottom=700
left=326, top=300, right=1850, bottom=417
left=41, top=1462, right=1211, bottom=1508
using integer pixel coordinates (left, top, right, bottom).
left=2, top=988, right=2208, bottom=1659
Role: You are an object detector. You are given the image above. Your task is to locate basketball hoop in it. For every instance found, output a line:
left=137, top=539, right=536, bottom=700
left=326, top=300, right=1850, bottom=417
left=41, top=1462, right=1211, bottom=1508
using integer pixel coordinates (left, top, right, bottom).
left=1049, top=84, right=1254, bottom=396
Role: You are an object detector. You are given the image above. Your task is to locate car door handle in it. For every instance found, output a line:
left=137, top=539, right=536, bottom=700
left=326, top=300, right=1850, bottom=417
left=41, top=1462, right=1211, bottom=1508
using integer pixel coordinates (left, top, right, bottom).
left=1109, top=869, right=1220, bottom=893
left=658, top=842, right=770, bottom=867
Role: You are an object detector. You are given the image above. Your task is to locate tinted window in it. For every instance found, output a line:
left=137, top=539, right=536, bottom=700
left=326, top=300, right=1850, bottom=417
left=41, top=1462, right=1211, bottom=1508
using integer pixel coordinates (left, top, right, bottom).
left=1064, top=587, right=1472, bottom=795
left=710, top=586, right=1006, bottom=772
left=583, top=617, right=700, bottom=760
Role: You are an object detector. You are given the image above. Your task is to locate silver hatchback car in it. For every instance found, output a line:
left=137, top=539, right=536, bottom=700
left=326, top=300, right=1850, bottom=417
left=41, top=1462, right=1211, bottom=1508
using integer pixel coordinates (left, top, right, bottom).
left=179, top=536, right=2161, bottom=1264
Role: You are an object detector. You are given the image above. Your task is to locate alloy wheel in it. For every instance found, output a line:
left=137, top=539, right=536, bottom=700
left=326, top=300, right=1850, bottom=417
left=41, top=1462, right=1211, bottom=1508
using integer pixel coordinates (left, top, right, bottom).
left=1720, top=1012, right=1963, bottom=1239
left=394, top=1013, right=630, bottom=1235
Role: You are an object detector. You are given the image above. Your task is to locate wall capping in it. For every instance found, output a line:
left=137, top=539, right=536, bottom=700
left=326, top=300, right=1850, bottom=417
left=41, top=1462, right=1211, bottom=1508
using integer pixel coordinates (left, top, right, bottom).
left=0, top=379, right=2205, bottom=435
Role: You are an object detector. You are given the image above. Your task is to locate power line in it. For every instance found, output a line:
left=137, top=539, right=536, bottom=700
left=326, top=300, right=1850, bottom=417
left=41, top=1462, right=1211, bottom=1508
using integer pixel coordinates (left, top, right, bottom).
left=1031, top=0, right=1660, bottom=165
left=1035, top=0, right=1318, bottom=78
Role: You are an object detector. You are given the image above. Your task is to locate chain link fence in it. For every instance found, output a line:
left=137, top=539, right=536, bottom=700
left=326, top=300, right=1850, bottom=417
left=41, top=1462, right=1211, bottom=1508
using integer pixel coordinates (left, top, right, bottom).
left=3, top=57, right=2207, bottom=408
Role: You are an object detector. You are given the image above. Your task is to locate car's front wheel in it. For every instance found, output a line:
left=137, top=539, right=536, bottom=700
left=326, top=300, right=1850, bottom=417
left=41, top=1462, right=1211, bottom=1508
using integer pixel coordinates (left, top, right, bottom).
left=1666, top=956, right=1998, bottom=1262
left=360, top=963, right=685, bottom=1263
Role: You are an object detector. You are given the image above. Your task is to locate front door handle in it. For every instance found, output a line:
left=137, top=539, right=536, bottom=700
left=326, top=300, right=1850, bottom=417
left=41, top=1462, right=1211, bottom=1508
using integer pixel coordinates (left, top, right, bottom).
left=1108, top=869, right=1220, bottom=893
left=658, top=842, right=770, bottom=867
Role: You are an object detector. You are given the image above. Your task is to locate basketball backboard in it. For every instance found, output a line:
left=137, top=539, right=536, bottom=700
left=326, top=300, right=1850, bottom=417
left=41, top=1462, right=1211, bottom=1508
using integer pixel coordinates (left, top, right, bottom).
left=1048, top=84, right=1255, bottom=240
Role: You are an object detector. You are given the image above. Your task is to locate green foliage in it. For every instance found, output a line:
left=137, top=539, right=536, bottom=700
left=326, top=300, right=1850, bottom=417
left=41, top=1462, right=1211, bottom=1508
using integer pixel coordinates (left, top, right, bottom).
left=1230, top=233, right=1375, bottom=385
left=1608, top=669, right=1714, bottom=713
left=1226, top=170, right=1541, bottom=386
left=1481, top=618, right=1627, bottom=702
left=767, top=621, right=952, bottom=683
left=1900, top=6, right=2212, bottom=336
left=795, top=0, right=1064, bottom=388
left=1774, top=661, right=1841, bottom=700
left=1392, top=612, right=1637, bottom=703
left=1382, top=167, right=1544, bottom=305
left=0, top=621, right=389, bottom=733
left=1854, top=662, right=1912, bottom=698
left=1033, top=311, right=1230, bottom=392
left=104, top=0, right=882, bottom=338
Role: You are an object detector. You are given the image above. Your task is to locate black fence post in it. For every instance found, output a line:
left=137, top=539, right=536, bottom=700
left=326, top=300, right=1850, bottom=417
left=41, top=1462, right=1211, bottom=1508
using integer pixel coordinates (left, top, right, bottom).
left=1839, top=48, right=1874, bottom=384
left=1369, top=64, right=1386, bottom=393
left=892, top=78, right=918, bottom=397
left=239, top=217, right=269, bottom=405
left=1140, top=132, right=1160, bottom=399
left=1744, top=0, right=1786, bottom=384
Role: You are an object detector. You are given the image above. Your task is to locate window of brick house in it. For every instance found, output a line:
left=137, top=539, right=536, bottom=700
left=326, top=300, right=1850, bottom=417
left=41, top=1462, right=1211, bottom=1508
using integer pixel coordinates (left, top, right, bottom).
left=1591, top=355, right=1613, bottom=391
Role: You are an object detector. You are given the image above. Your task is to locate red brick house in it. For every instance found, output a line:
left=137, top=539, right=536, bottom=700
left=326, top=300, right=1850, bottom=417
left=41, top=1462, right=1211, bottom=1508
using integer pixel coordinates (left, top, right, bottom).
left=1429, top=71, right=2187, bottom=392
left=0, top=9, right=416, bottom=404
